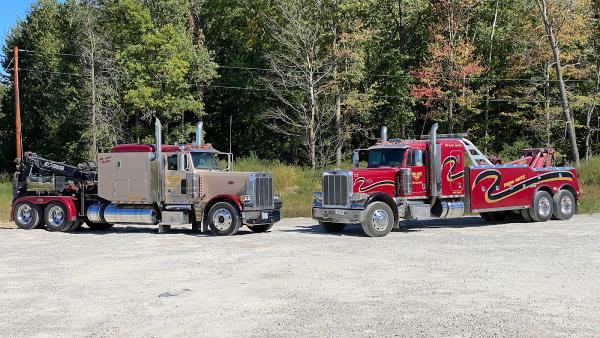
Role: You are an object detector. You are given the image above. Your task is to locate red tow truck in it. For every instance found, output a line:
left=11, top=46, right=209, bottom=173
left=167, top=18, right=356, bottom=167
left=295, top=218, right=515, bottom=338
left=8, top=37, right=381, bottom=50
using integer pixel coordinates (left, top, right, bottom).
left=312, top=124, right=580, bottom=237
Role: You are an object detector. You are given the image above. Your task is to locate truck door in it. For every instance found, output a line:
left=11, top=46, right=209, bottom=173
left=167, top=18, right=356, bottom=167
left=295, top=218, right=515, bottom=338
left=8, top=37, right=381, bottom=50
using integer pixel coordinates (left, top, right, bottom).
left=406, top=149, right=427, bottom=197
left=164, top=152, right=190, bottom=204
left=449, top=150, right=465, bottom=194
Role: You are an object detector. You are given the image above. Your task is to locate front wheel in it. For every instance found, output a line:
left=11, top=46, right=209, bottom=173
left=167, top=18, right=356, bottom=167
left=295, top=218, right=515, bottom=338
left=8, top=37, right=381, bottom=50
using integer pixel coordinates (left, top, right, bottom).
left=207, top=202, right=241, bottom=236
left=44, top=202, right=75, bottom=232
left=247, top=223, right=274, bottom=233
left=361, top=202, right=394, bottom=237
left=319, top=222, right=346, bottom=233
left=13, top=202, right=43, bottom=230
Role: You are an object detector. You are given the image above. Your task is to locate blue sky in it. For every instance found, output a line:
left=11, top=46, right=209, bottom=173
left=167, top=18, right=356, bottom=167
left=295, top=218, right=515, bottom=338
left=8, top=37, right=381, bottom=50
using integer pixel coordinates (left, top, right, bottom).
left=1, top=1, right=36, bottom=46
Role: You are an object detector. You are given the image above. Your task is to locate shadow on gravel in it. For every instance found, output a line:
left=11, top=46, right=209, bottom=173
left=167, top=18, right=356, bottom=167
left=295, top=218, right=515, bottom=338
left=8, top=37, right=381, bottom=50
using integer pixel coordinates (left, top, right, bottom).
left=42, top=226, right=256, bottom=237
left=399, top=216, right=496, bottom=229
left=279, top=223, right=368, bottom=237
left=281, top=216, right=500, bottom=236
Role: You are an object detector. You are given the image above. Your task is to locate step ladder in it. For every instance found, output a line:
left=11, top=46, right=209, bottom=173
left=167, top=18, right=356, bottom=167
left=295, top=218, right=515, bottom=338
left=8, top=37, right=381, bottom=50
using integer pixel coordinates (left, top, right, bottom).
left=460, top=138, right=492, bottom=165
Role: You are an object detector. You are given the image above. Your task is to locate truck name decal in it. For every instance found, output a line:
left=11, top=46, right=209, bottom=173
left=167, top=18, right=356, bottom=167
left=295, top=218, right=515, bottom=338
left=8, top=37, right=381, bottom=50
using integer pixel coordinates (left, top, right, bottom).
left=354, top=177, right=395, bottom=193
left=473, top=170, right=574, bottom=203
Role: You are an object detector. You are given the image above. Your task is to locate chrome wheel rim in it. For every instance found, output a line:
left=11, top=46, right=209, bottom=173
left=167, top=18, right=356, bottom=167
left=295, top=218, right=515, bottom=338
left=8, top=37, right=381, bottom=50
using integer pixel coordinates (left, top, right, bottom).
left=560, top=195, right=573, bottom=215
left=47, top=206, right=65, bottom=228
left=371, top=209, right=389, bottom=231
left=17, top=204, right=33, bottom=224
left=538, top=197, right=552, bottom=218
left=212, top=208, right=232, bottom=231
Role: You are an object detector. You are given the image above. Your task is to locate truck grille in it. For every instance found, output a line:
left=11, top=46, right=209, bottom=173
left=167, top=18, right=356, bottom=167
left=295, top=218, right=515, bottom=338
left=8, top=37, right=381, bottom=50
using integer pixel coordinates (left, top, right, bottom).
left=254, top=176, right=273, bottom=208
left=323, top=173, right=350, bottom=206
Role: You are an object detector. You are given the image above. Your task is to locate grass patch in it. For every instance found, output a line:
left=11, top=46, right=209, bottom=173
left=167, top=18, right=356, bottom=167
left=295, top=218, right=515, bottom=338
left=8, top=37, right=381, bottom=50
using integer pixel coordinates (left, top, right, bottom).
left=0, top=182, right=12, bottom=222
left=234, top=155, right=321, bottom=218
left=579, top=157, right=600, bottom=214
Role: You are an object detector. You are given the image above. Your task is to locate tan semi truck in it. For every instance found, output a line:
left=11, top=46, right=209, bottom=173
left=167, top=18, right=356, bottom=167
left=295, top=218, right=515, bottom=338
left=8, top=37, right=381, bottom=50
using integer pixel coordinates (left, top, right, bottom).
left=12, top=119, right=281, bottom=235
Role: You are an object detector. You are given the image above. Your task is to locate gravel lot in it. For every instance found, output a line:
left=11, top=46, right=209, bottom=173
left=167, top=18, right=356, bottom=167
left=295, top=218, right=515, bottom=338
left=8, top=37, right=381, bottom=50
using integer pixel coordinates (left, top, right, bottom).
left=1, top=215, right=599, bottom=337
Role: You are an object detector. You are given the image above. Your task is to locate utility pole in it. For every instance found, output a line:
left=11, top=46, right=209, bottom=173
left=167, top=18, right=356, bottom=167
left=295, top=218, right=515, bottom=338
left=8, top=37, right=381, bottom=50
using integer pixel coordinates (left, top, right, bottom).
left=13, top=46, right=22, bottom=164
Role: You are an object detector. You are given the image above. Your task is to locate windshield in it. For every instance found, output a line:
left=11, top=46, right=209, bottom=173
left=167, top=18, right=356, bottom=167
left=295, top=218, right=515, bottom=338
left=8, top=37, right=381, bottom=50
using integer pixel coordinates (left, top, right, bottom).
left=191, top=152, right=221, bottom=170
left=368, top=149, right=405, bottom=168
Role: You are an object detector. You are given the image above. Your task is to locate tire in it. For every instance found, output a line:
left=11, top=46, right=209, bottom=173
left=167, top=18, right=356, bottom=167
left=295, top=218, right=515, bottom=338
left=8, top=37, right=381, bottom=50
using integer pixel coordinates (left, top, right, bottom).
left=207, top=202, right=241, bottom=236
left=86, top=220, right=114, bottom=231
left=69, top=220, right=83, bottom=232
left=361, top=201, right=394, bottom=237
left=318, top=221, right=346, bottom=233
left=44, top=202, right=75, bottom=232
left=13, top=202, right=43, bottom=230
left=529, top=190, right=554, bottom=222
left=247, top=223, right=274, bottom=233
left=520, top=208, right=533, bottom=222
left=552, top=190, right=576, bottom=220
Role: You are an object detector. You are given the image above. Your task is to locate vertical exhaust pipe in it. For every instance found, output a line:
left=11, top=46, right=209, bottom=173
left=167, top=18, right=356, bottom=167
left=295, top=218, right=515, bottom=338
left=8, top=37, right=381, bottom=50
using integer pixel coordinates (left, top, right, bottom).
left=155, top=118, right=163, bottom=205
left=195, top=121, right=204, bottom=145
left=429, top=123, right=440, bottom=197
left=381, top=126, right=388, bottom=143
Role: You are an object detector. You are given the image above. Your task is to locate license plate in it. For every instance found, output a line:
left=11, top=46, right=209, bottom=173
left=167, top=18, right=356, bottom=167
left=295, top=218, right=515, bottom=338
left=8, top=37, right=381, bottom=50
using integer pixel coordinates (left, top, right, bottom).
left=261, top=212, right=269, bottom=219
left=335, top=210, right=344, bottom=215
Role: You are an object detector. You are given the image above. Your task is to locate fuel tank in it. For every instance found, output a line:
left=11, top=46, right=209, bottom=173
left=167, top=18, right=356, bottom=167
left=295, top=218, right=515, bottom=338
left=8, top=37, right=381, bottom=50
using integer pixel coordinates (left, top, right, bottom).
left=87, top=203, right=157, bottom=225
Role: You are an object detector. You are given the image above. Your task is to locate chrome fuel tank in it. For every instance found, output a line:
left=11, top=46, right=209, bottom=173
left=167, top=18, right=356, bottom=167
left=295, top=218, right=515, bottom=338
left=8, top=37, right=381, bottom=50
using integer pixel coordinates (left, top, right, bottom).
left=87, top=203, right=157, bottom=225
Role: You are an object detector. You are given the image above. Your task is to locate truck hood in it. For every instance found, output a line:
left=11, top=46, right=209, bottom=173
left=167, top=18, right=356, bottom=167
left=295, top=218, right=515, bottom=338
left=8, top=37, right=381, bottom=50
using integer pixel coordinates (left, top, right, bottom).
left=349, top=168, right=399, bottom=194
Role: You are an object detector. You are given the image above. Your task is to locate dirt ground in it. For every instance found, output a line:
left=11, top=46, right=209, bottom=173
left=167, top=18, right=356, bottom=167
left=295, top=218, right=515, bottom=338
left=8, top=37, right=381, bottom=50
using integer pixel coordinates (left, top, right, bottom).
left=1, top=215, right=599, bottom=337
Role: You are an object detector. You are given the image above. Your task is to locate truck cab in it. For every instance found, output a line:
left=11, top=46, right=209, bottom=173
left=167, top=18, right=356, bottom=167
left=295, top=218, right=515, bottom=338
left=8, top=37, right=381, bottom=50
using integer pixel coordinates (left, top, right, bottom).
left=312, top=124, right=580, bottom=237
left=12, top=120, right=282, bottom=236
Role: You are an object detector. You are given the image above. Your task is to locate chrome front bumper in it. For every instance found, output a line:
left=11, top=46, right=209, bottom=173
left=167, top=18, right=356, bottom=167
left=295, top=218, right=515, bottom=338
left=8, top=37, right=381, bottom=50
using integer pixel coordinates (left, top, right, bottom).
left=312, top=207, right=365, bottom=224
left=242, top=208, right=281, bottom=225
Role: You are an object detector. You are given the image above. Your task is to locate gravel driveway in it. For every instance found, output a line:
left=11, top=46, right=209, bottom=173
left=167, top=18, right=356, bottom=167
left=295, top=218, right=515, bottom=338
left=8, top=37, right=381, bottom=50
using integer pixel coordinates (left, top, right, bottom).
left=1, top=215, right=599, bottom=337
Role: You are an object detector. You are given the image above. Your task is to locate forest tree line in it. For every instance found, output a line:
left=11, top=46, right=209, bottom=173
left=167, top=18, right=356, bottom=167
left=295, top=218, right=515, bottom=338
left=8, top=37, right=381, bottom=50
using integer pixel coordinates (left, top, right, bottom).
left=0, top=0, right=599, bottom=171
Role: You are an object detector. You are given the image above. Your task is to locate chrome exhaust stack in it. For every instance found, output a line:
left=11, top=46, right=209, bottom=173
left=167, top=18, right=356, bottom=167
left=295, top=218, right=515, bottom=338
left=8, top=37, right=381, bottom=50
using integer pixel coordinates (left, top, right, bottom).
left=195, top=121, right=204, bottom=145
left=155, top=118, right=163, bottom=205
left=381, top=126, right=388, bottom=143
left=429, top=123, right=441, bottom=197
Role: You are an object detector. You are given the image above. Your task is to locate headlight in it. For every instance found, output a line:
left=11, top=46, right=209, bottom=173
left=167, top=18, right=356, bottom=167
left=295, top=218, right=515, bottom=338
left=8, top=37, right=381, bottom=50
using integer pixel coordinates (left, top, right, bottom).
left=313, top=192, right=323, bottom=201
left=241, top=194, right=253, bottom=203
left=273, top=193, right=281, bottom=202
left=350, top=192, right=368, bottom=203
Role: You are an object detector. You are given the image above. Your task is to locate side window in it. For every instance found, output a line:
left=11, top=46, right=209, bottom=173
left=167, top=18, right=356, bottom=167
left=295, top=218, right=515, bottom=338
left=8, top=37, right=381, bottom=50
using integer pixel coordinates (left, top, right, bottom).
left=167, top=154, right=178, bottom=170
left=408, top=150, right=424, bottom=166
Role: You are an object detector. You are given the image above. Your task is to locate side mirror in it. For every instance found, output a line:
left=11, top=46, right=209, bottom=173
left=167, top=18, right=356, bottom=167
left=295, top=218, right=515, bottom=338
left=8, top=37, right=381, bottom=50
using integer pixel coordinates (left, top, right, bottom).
left=216, top=153, right=233, bottom=171
left=227, top=153, right=233, bottom=171
left=352, top=151, right=360, bottom=168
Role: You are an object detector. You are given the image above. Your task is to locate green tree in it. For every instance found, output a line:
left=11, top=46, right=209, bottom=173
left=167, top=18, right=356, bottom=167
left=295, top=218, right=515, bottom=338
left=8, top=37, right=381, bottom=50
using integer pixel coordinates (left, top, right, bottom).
left=104, top=0, right=218, bottom=144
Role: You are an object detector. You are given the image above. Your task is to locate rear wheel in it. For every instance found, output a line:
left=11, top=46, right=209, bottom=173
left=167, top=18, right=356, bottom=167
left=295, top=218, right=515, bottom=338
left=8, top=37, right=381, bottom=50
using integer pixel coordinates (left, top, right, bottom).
left=319, top=221, right=346, bottom=233
left=13, top=202, right=43, bottom=230
left=361, top=202, right=394, bottom=237
left=529, top=190, right=554, bottom=222
left=520, top=208, right=533, bottom=222
left=552, top=190, right=576, bottom=220
left=207, top=202, right=241, bottom=236
left=247, top=223, right=274, bottom=233
left=44, top=202, right=75, bottom=232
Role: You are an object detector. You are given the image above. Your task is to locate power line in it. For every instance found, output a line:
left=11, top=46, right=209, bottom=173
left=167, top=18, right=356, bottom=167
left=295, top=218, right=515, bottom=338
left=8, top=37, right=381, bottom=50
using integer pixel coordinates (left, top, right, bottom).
left=17, top=66, right=570, bottom=104
left=2, top=56, right=14, bottom=73
left=16, top=48, right=600, bottom=83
